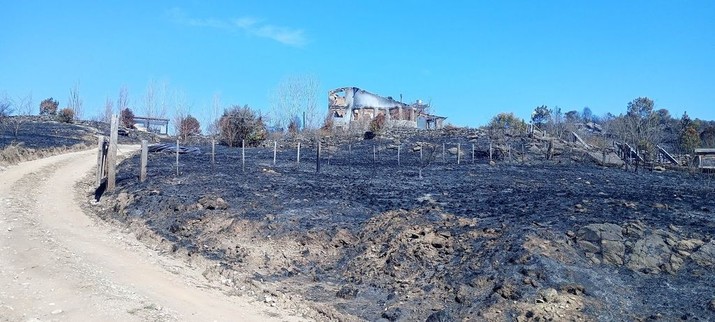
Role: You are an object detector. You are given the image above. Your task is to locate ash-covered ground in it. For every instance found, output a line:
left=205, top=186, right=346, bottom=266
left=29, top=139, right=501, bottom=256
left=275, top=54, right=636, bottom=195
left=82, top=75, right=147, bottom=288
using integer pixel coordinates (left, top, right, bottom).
left=95, top=130, right=715, bottom=321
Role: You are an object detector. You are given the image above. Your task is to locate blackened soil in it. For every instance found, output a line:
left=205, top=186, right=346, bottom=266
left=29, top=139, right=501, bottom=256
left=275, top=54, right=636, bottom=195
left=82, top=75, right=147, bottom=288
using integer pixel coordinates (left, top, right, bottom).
left=102, top=134, right=715, bottom=321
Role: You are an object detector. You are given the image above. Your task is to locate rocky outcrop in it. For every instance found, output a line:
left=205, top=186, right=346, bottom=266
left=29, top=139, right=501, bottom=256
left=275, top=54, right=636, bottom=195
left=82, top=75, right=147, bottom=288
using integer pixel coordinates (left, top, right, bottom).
left=575, top=222, right=712, bottom=275
left=577, top=223, right=625, bottom=265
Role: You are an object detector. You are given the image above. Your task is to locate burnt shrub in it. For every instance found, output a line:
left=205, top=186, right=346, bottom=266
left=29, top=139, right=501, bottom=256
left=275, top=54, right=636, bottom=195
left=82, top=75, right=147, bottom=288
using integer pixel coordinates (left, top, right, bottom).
left=179, top=115, right=201, bottom=141
left=369, top=113, right=386, bottom=133
left=219, top=105, right=267, bottom=147
left=120, top=108, right=135, bottom=128
left=57, top=108, right=74, bottom=123
left=40, top=97, right=59, bottom=116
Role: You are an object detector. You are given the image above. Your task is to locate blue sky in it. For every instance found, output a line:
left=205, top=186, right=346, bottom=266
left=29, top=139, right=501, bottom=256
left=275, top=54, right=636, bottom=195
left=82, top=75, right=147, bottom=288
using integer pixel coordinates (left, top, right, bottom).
left=1, top=1, right=713, bottom=128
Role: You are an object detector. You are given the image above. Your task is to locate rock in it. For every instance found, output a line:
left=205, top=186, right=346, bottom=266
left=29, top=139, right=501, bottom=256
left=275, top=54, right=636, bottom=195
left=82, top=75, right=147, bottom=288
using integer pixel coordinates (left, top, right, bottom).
left=690, top=242, right=715, bottom=267
left=560, top=284, right=585, bottom=295
left=198, top=196, right=229, bottom=210
left=426, top=310, right=452, bottom=322
left=114, top=192, right=133, bottom=212
left=577, top=223, right=625, bottom=265
left=623, top=222, right=646, bottom=238
left=709, top=299, right=715, bottom=312
left=336, top=285, right=358, bottom=299
left=51, top=309, right=63, bottom=314
left=601, top=240, right=625, bottom=265
left=676, top=239, right=704, bottom=252
left=447, top=147, right=463, bottom=156
left=493, top=281, right=521, bottom=300
left=537, top=288, right=558, bottom=303
left=627, top=235, right=672, bottom=274
left=381, top=307, right=402, bottom=321
left=577, top=240, right=600, bottom=253
left=578, top=223, right=623, bottom=242
left=668, top=254, right=684, bottom=273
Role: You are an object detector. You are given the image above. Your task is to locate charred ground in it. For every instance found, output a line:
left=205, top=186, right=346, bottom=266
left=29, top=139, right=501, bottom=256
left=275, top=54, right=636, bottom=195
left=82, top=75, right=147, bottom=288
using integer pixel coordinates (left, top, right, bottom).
left=93, top=129, right=715, bottom=321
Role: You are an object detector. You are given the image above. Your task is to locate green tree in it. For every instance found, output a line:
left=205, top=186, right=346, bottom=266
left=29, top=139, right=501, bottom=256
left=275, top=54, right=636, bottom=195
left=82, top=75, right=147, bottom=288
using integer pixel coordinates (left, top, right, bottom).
left=219, top=105, right=267, bottom=147
left=621, top=97, right=661, bottom=160
left=531, top=105, right=551, bottom=128
left=488, top=112, right=526, bottom=139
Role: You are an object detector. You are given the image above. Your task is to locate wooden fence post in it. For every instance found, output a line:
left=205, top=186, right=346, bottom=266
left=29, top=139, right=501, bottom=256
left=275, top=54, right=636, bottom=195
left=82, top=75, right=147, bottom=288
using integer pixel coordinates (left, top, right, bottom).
left=273, top=140, right=277, bottom=165
left=442, top=142, right=446, bottom=162
left=140, top=140, right=148, bottom=182
left=297, top=141, right=301, bottom=164
left=211, top=139, right=215, bottom=165
left=316, top=141, right=321, bottom=173
left=96, top=136, right=104, bottom=187
left=397, top=144, right=401, bottom=166
left=472, top=143, right=475, bottom=164
left=175, top=139, right=179, bottom=176
left=420, top=142, right=423, bottom=161
left=241, top=139, right=245, bottom=172
left=107, top=115, right=118, bottom=191
left=489, top=141, right=493, bottom=162
left=372, top=143, right=377, bottom=165
left=457, top=143, right=461, bottom=164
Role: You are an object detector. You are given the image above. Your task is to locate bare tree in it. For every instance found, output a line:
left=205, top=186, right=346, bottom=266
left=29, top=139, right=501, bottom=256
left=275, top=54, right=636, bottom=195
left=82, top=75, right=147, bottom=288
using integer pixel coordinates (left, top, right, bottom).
left=9, top=93, right=33, bottom=138
left=269, top=74, right=320, bottom=131
left=171, top=89, right=191, bottom=137
left=207, top=92, right=222, bottom=137
left=0, top=92, right=12, bottom=141
left=117, top=85, right=129, bottom=114
left=143, top=79, right=158, bottom=119
left=67, top=82, right=83, bottom=120
left=103, top=97, right=114, bottom=123
left=0, top=92, right=12, bottom=118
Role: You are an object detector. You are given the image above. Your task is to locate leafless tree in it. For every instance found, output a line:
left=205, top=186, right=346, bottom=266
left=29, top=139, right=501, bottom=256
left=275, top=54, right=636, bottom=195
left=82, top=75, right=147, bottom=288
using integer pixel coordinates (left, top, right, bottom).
left=171, top=89, right=191, bottom=137
left=269, top=74, right=320, bottom=131
left=103, top=97, right=114, bottom=123
left=67, top=82, right=83, bottom=120
left=0, top=92, right=12, bottom=141
left=117, top=85, right=129, bottom=113
left=8, top=93, right=33, bottom=138
left=206, top=92, right=222, bottom=138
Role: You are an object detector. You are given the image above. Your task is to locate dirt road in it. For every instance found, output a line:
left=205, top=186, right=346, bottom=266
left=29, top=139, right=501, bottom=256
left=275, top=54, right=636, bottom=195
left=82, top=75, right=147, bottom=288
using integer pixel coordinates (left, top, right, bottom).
left=0, top=148, right=306, bottom=322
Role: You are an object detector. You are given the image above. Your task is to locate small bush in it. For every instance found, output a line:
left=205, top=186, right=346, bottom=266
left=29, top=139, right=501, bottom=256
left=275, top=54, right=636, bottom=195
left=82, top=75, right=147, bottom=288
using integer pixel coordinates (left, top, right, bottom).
left=40, top=97, right=59, bottom=116
left=219, top=105, right=267, bottom=147
left=58, top=108, right=74, bottom=123
left=120, top=108, right=135, bottom=128
left=369, top=113, right=386, bottom=133
left=179, top=115, right=201, bottom=141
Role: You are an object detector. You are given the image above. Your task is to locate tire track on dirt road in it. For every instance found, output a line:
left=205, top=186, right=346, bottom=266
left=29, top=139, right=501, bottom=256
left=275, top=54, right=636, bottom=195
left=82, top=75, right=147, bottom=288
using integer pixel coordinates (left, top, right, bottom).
left=0, top=148, right=307, bottom=321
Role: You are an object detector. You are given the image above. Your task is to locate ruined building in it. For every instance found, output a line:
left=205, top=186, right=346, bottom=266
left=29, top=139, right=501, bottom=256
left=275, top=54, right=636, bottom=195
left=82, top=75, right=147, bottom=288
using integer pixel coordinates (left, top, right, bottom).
left=328, top=87, right=446, bottom=130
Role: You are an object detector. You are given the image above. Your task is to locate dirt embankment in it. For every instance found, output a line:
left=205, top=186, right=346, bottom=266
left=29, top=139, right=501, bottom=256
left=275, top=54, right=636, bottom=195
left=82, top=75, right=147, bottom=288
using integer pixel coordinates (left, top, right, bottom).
left=93, top=131, right=715, bottom=321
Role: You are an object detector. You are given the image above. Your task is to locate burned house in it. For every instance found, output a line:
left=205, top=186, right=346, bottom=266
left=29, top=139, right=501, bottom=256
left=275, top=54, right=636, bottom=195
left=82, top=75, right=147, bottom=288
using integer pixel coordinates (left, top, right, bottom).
left=328, top=87, right=446, bottom=130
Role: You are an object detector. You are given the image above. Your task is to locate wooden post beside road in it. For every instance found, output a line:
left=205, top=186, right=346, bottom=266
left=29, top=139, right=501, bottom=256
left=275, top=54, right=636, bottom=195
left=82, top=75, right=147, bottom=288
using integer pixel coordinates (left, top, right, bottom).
left=140, top=140, right=148, bottom=182
left=107, top=115, right=118, bottom=191
left=175, top=139, right=179, bottom=176
left=96, top=136, right=104, bottom=187
left=297, top=142, right=301, bottom=164
left=397, top=144, right=401, bottom=166
left=241, top=139, right=245, bottom=172
left=273, top=140, right=277, bottom=165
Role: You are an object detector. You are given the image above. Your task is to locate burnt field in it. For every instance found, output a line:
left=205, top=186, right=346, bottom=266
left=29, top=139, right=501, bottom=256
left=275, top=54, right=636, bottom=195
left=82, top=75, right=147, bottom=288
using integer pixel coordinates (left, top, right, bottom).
left=96, top=132, right=715, bottom=321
